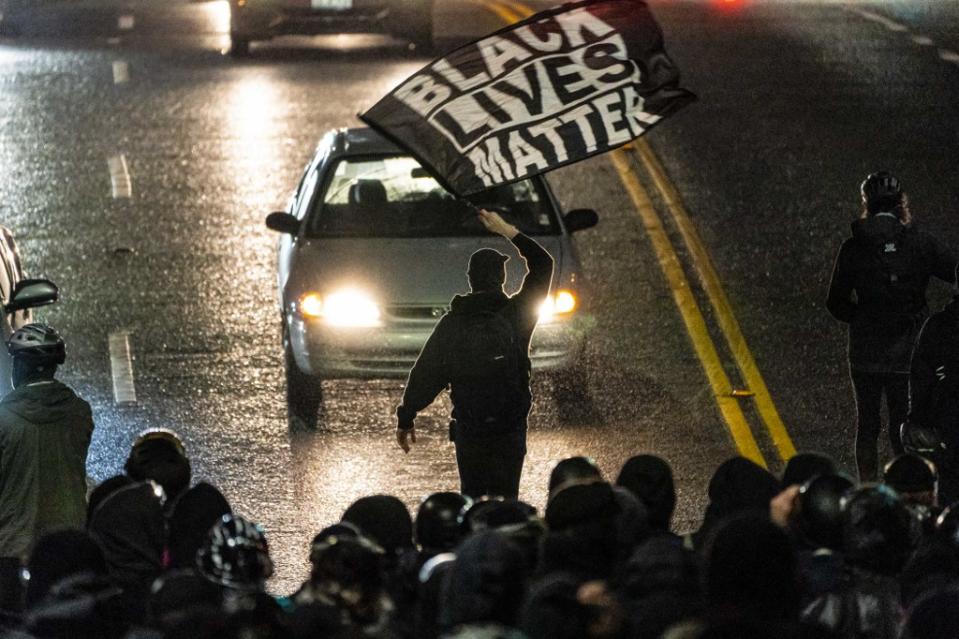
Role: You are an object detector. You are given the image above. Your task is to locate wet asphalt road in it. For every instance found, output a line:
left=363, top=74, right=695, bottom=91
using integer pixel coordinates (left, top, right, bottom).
left=1, top=0, right=958, bottom=591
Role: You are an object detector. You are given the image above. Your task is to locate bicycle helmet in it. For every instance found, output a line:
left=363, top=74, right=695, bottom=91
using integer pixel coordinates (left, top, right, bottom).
left=416, top=492, right=472, bottom=552
left=7, top=323, right=65, bottom=366
left=861, top=171, right=902, bottom=202
left=796, top=473, right=854, bottom=550
left=196, top=514, right=273, bottom=592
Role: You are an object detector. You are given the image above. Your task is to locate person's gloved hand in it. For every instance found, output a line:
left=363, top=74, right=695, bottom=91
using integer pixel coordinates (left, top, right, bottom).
left=396, top=425, right=416, bottom=453
left=478, top=209, right=519, bottom=239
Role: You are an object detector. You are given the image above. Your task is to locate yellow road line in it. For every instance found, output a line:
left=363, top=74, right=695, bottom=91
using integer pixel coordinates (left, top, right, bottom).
left=610, top=150, right=767, bottom=467
left=633, top=139, right=797, bottom=462
left=482, top=0, right=523, bottom=24
left=503, top=0, right=536, bottom=17
left=483, top=0, right=772, bottom=465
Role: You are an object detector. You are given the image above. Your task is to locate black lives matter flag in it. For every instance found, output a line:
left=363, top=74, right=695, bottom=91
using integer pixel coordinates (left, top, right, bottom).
left=360, top=0, right=696, bottom=197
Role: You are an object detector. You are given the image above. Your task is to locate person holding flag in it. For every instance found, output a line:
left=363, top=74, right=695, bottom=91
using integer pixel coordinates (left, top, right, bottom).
left=394, top=209, right=553, bottom=499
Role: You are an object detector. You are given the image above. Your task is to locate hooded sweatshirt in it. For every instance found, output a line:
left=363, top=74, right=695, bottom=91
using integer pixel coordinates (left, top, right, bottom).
left=827, top=214, right=956, bottom=373
left=0, top=379, right=93, bottom=558
left=396, top=233, right=553, bottom=431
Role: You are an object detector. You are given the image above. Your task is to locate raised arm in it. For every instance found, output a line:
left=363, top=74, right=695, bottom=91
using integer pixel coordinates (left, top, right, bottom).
left=476, top=209, right=554, bottom=306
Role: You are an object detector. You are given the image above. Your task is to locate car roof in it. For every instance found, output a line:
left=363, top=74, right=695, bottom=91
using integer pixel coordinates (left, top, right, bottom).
left=329, top=127, right=404, bottom=156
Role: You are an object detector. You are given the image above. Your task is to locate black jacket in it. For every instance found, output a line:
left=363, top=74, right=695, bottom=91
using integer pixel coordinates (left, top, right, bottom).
left=827, top=215, right=955, bottom=373
left=396, top=233, right=553, bottom=430
left=910, top=296, right=959, bottom=446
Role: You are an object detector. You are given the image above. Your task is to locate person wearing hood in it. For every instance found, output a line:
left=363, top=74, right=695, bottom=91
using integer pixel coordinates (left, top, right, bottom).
left=827, top=172, right=956, bottom=482
left=394, top=208, right=554, bottom=498
left=908, top=262, right=959, bottom=504
left=0, top=324, right=93, bottom=612
left=616, top=454, right=678, bottom=536
left=689, top=456, right=781, bottom=551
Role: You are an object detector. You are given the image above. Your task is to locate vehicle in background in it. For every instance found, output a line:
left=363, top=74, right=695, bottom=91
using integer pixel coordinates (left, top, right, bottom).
left=266, top=127, right=599, bottom=428
left=0, top=227, right=32, bottom=395
left=227, top=0, right=434, bottom=56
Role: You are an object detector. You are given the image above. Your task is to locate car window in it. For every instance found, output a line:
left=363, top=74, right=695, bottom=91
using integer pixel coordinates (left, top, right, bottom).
left=293, top=169, right=320, bottom=221
left=306, top=155, right=560, bottom=238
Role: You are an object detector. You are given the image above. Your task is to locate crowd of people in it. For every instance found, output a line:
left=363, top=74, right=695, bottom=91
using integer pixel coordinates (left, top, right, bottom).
left=0, top=173, right=958, bottom=639
left=1, top=433, right=958, bottom=639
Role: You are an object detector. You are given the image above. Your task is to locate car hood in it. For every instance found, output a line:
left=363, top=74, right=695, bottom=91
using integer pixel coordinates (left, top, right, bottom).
left=286, top=236, right=567, bottom=306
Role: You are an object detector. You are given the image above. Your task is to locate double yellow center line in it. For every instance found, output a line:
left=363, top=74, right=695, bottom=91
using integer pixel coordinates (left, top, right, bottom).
left=480, top=0, right=797, bottom=468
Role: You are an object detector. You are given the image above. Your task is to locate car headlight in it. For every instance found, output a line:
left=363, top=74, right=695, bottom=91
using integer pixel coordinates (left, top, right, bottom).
left=539, top=289, right=578, bottom=322
left=298, top=289, right=382, bottom=328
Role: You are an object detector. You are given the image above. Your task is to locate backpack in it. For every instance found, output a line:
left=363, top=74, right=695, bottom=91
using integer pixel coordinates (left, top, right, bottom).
left=445, top=311, right=526, bottom=428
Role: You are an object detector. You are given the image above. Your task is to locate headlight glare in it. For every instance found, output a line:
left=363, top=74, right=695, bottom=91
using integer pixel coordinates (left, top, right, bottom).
left=299, top=289, right=381, bottom=327
left=539, top=289, right=578, bottom=322
left=300, top=293, right=324, bottom=318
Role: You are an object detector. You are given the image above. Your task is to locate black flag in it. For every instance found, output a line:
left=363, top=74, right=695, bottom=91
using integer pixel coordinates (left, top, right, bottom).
left=360, top=0, right=696, bottom=197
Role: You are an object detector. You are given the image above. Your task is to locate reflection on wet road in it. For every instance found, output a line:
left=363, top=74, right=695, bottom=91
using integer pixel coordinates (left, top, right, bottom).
left=2, top=0, right=959, bottom=590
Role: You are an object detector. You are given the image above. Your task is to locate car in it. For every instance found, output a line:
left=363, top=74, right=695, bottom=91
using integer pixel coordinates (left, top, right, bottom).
left=227, top=0, right=434, bottom=56
left=266, top=127, right=598, bottom=428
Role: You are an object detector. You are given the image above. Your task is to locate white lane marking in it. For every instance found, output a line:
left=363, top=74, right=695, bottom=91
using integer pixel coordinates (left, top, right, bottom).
left=112, top=60, right=129, bottom=84
left=939, top=49, right=959, bottom=64
left=108, top=331, right=137, bottom=405
left=107, top=36, right=121, bottom=45
left=107, top=154, right=132, bottom=199
left=118, top=14, right=134, bottom=30
left=849, top=7, right=908, bottom=33
left=911, top=35, right=935, bottom=46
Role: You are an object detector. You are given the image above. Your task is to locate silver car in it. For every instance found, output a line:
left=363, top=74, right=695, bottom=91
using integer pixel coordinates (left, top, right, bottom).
left=266, top=127, right=598, bottom=427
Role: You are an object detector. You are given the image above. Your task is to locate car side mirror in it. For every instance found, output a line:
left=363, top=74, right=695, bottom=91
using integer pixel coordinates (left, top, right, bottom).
left=564, top=208, right=599, bottom=233
left=5, top=279, right=59, bottom=313
left=266, top=212, right=300, bottom=235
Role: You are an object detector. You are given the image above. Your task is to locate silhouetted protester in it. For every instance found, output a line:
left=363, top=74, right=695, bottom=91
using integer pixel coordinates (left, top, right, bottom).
left=394, top=208, right=554, bottom=498
left=342, top=495, right=414, bottom=561
left=521, top=573, right=626, bottom=639
left=548, top=456, right=603, bottom=496
left=615, top=534, right=703, bottom=639
left=86, top=475, right=134, bottom=527
left=196, top=514, right=274, bottom=595
left=616, top=454, right=677, bottom=535
left=140, top=569, right=224, bottom=635
left=802, top=486, right=917, bottom=639
left=415, top=492, right=471, bottom=562
left=781, top=453, right=838, bottom=489
left=705, top=515, right=800, bottom=626
left=791, top=474, right=854, bottom=603
left=124, top=428, right=192, bottom=507
left=882, top=454, right=939, bottom=524
left=827, top=172, right=957, bottom=482
left=437, top=530, right=527, bottom=635
left=540, top=480, right=622, bottom=581
left=908, top=262, right=959, bottom=504
left=167, top=482, right=233, bottom=570
left=459, top=498, right=545, bottom=572
left=12, top=529, right=108, bottom=630
left=87, top=480, right=166, bottom=616
left=900, top=586, right=959, bottom=639
left=690, top=456, right=781, bottom=551
left=898, top=504, right=959, bottom=610
left=291, top=529, right=395, bottom=638
left=0, top=324, right=93, bottom=611
left=22, top=572, right=127, bottom=639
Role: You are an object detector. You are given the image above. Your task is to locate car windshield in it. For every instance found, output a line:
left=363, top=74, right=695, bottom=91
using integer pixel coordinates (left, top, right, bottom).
left=306, top=155, right=560, bottom=238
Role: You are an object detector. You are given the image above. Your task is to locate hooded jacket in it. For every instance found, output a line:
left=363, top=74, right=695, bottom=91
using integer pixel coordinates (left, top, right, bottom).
left=396, top=233, right=553, bottom=431
left=0, top=379, right=93, bottom=559
left=827, top=214, right=956, bottom=373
